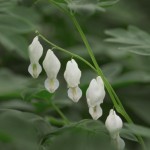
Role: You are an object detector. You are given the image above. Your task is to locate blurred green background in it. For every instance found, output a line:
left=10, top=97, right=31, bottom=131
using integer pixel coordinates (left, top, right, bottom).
left=0, top=0, right=150, bottom=150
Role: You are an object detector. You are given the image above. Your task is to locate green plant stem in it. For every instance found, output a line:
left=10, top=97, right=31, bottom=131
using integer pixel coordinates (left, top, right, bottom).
left=70, top=14, right=146, bottom=150
left=70, top=15, right=121, bottom=110
left=51, top=102, right=70, bottom=125
left=36, top=31, right=97, bottom=72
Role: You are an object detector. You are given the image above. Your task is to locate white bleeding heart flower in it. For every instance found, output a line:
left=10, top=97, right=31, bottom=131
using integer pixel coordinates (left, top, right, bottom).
left=86, top=76, right=105, bottom=120
left=105, top=109, right=125, bottom=150
left=43, top=49, right=61, bottom=93
left=105, top=109, right=123, bottom=139
left=28, top=36, right=43, bottom=78
left=64, top=59, right=82, bottom=102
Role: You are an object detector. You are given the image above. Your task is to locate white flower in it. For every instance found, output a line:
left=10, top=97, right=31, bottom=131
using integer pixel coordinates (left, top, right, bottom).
left=64, top=59, right=82, bottom=102
left=105, top=109, right=123, bottom=139
left=43, top=49, right=61, bottom=93
left=28, top=36, right=43, bottom=78
left=86, top=76, right=105, bottom=120
left=105, top=109, right=125, bottom=150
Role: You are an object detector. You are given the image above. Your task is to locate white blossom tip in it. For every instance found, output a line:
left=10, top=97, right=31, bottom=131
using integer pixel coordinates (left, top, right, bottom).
left=89, top=105, right=102, bottom=120
left=105, top=109, right=123, bottom=139
left=68, top=86, right=82, bottom=102
left=44, top=78, right=59, bottom=93
left=28, top=63, right=42, bottom=78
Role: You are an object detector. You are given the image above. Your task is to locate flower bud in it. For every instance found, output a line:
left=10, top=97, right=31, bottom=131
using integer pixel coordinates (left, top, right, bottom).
left=43, top=49, right=61, bottom=93
left=105, top=109, right=123, bottom=139
left=64, top=59, right=82, bottom=102
left=86, top=76, right=105, bottom=120
left=28, top=36, right=43, bottom=78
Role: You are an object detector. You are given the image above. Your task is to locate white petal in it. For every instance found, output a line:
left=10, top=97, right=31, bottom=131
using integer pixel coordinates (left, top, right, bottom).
left=96, top=76, right=104, bottom=88
left=68, top=86, right=82, bottom=102
left=86, top=78, right=105, bottom=107
left=64, top=59, right=81, bottom=88
left=44, top=78, right=59, bottom=93
left=105, top=109, right=123, bottom=136
left=29, top=36, right=43, bottom=63
left=89, top=105, right=102, bottom=120
left=28, top=63, right=42, bottom=78
left=116, top=136, right=125, bottom=150
left=43, top=49, right=61, bottom=79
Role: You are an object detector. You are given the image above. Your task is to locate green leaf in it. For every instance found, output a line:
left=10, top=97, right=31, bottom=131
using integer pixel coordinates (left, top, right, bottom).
left=0, top=30, right=28, bottom=59
left=54, top=0, right=66, bottom=3
left=98, top=0, right=120, bottom=7
left=119, top=46, right=150, bottom=56
left=105, top=26, right=150, bottom=56
left=121, top=128, right=138, bottom=142
left=0, top=109, right=52, bottom=150
left=0, top=100, right=35, bottom=111
left=43, top=120, right=115, bottom=150
left=102, top=63, right=123, bottom=81
left=0, top=14, right=34, bottom=33
left=113, top=71, right=150, bottom=87
left=67, top=0, right=105, bottom=14
left=0, top=109, right=38, bottom=150
left=0, top=1, right=37, bottom=59
left=125, top=124, right=150, bottom=138
left=0, top=0, right=17, bottom=12
left=0, top=69, right=31, bottom=98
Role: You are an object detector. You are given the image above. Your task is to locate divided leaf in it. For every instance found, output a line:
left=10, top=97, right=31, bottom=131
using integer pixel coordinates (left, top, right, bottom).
left=105, top=26, right=150, bottom=56
left=98, top=0, right=120, bottom=7
left=0, top=0, right=38, bottom=59
left=0, top=69, right=30, bottom=98
left=125, top=124, right=150, bottom=138
left=50, top=0, right=120, bottom=14
left=43, top=120, right=115, bottom=150
left=67, top=0, right=105, bottom=14
left=0, top=109, right=51, bottom=150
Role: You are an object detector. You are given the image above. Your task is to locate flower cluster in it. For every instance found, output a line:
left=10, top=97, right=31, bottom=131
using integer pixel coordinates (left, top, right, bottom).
left=105, top=109, right=125, bottom=150
left=28, top=36, right=125, bottom=149
left=28, top=36, right=106, bottom=120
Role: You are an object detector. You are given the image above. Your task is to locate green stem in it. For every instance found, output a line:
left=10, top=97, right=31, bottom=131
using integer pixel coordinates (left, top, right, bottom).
left=70, top=15, right=146, bottom=150
left=37, top=31, right=97, bottom=72
left=51, top=102, right=70, bottom=125
left=70, top=15, right=119, bottom=108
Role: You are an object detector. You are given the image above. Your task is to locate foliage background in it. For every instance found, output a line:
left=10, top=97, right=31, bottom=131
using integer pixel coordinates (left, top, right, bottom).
left=0, top=0, right=150, bottom=150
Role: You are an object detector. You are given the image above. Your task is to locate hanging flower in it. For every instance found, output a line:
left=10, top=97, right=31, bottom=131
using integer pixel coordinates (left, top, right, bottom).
left=43, top=49, right=61, bottom=93
left=86, top=76, right=105, bottom=120
left=64, top=59, right=82, bottom=102
left=105, top=109, right=125, bottom=150
left=28, top=36, right=43, bottom=78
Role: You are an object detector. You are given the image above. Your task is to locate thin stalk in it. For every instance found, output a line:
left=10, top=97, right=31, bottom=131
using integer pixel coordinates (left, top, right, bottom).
left=51, top=102, right=70, bottom=125
left=70, top=15, right=120, bottom=109
left=36, top=31, right=97, bottom=72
